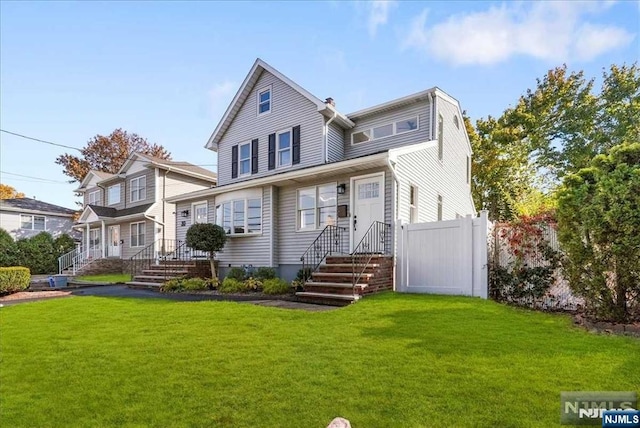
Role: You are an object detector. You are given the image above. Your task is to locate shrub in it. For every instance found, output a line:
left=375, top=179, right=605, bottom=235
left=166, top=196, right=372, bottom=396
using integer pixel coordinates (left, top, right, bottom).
left=243, top=277, right=263, bottom=291
left=218, top=277, right=244, bottom=294
left=185, top=223, right=227, bottom=279
left=262, top=278, right=290, bottom=295
left=181, top=278, right=208, bottom=291
left=295, top=268, right=312, bottom=282
left=206, top=277, right=220, bottom=290
left=0, top=267, right=30, bottom=293
left=254, top=267, right=276, bottom=281
left=0, top=229, right=16, bottom=267
left=160, top=278, right=182, bottom=292
left=226, top=267, right=247, bottom=282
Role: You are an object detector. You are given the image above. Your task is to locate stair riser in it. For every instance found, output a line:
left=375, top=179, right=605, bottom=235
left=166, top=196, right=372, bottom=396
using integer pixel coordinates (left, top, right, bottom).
left=318, top=266, right=379, bottom=274
left=295, top=296, right=352, bottom=307
left=304, top=285, right=363, bottom=295
left=311, top=275, right=371, bottom=284
left=325, top=256, right=391, bottom=265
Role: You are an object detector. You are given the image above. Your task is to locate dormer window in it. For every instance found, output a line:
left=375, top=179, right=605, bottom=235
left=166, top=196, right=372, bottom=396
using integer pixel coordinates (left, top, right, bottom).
left=257, top=86, right=271, bottom=115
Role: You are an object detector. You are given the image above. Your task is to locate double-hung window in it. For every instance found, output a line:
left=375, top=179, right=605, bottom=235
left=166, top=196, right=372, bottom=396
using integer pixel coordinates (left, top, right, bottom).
left=130, top=222, right=145, bottom=247
left=88, top=190, right=100, bottom=205
left=239, top=142, right=251, bottom=176
left=277, top=129, right=291, bottom=168
left=257, top=86, right=271, bottom=115
left=216, top=198, right=261, bottom=236
left=108, top=184, right=121, bottom=205
left=130, top=176, right=146, bottom=202
left=297, top=183, right=337, bottom=230
left=192, top=202, right=208, bottom=224
left=20, top=215, right=45, bottom=231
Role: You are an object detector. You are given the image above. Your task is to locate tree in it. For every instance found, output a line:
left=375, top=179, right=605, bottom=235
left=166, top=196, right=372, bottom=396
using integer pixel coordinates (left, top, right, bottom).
left=0, top=184, right=26, bottom=199
left=56, top=128, right=171, bottom=183
left=185, top=223, right=227, bottom=279
left=556, top=142, right=640, bottom=322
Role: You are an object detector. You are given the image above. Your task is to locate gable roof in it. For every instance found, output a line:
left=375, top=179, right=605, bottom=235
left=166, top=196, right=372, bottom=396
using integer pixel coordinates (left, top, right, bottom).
left=78, top=203, right=154, bottom=223
left=108, top=153, right=217, bottom=183
left=205, top=58, right=354, bottom=151
left=0, top=198, right=77, bottom=217
left=75, top=170, right=116, bottom=192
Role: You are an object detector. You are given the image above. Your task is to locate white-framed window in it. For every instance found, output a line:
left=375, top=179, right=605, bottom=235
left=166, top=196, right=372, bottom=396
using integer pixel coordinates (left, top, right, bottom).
left=130, top=176, right=146, bottom=202
left=20, top=215, right=45, bottom=231
left=277, top=129, right=291, bottom=168
left=130, top=221, right=146, bottom=247
left=239, top=142, right=251, bottom=176
left=215, top=198, right=262, bottom=236
left=192, top=201, right=208, bottom=224
left=257, top=86, right=271, bottom=115
left=438, top=114, right=444, bottom=161
left=88, top=190, right=100, bottom=205
left=409, top=185, right=418, bottom=224
left=437, top=194, right=443, bottom=221
left=108, top=184, right=121, bottom=205
left=351, top=116, right=419, bottom=144
left=297, top=183, right=337, bottom=230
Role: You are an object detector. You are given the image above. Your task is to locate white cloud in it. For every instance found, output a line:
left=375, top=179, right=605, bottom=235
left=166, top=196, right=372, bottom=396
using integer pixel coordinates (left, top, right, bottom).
left=368, top=1, right=397, bottom=38
left=402, top=1, right=635, bottom=66
left=208, top=80, right=236, bottom=117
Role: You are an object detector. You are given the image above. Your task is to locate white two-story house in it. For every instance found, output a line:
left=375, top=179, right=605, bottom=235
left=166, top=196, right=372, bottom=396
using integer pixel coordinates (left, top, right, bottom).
left=60, top=153, right=216, bottom=274
left=168, top=58, right=475, bottom=294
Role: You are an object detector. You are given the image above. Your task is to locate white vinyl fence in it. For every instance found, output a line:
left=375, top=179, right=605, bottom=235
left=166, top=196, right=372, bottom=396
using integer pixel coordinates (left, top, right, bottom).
left=396, top=210, right=490, bottom=298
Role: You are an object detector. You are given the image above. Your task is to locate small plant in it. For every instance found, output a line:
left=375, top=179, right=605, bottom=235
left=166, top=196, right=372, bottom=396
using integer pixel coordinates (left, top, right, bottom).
left=295, top=268, right=312, bottom=282
left=226, top=267, right=247, bottom=282
left=160, top=277, right=209, bottom=292
left=206, top=277, right=220, bottom=290
left=218, top=277, right=245, bottom=294
left=262, top=278, right=290, bottom=295
left=181, top=278, right=208, bottom=291
left=290, top=279, right=305, bottom=292
left=254, top=267, right=276, bottom=281
left=160, top=278, right=182, bottom=292
left=243, top=277, right=263, bottom=291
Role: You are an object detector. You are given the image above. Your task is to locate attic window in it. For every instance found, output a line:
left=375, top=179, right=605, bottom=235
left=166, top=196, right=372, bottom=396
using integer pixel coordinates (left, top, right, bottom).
left=453, top=115, right=460, bottom=129
left=257, top=86, right=271, bottom=115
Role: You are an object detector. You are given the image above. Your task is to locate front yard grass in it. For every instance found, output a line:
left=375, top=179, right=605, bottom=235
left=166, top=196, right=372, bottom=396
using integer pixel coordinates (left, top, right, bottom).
left=75, top=273, right=131, bottom=283
left=1, top=293, right=638, bottom=427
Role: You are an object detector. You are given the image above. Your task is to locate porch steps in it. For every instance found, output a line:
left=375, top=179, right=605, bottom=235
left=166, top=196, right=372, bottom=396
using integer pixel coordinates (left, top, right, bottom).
left=296, top=255, right=393, bottom=305
left=126, top=262, right=193, bottom=290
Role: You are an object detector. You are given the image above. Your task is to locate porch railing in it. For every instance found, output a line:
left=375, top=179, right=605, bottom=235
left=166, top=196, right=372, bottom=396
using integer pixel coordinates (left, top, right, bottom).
left=58, top=247, right=79, bottom=274
left=351, top=221, right=391, bottom=291
left=300, top=225, right=348, bottom=281
left=129, top=239, right=194, bottom=279
left=58, top=247, right=103, bottom=275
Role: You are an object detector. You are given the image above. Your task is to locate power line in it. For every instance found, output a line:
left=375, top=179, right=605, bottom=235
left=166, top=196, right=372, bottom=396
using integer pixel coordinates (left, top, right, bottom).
left=0, top=170, right=70, bottom=184
left=0, top=129, right=82, bottom=151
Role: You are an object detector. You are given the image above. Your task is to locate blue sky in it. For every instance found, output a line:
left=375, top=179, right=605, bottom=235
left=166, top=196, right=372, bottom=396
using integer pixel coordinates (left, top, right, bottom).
left=1, top=0, right=638, bottom=209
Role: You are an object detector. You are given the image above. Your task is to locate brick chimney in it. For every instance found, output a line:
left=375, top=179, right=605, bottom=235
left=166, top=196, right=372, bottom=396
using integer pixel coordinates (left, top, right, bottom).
left=325, top=97, right=335, bottom=107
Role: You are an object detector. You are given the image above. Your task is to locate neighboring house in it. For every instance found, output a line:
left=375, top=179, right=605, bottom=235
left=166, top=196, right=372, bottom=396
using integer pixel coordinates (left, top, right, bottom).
left=167, top=58, right=476, bottom=287
left=0, top=197, right=78, bottom=240
left=63, top=153, right=216, bottom=272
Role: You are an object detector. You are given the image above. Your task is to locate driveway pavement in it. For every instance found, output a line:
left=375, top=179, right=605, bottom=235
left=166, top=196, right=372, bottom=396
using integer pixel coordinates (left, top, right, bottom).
left=0, top=285, right=336, bottom=311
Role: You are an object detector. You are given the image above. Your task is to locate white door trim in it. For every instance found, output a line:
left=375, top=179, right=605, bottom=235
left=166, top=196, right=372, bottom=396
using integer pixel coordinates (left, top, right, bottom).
left=349, top=172, right=385, bottom=252
left=108, top=225, right=121, bottom=258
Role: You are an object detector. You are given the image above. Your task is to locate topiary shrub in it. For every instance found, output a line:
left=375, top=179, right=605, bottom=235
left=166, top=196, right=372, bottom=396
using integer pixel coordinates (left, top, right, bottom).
left=262, top=278, right=290, bottom=295
left=0, top=267, right=30, bottom=293
left=218, top=277, right=244, bottom=294
left=185, top=223, right=227, bottom=279
left=226, top=267, right=247, bottom=282
left=254, top=267, right=276, bottom=281
left=243, top=277, right=263, bottom=291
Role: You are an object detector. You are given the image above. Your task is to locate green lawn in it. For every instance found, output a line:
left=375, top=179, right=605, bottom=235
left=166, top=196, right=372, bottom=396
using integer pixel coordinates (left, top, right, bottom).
left=1, top=294, right=638, bottom=427
left=75, top=273, right=131, bottom=283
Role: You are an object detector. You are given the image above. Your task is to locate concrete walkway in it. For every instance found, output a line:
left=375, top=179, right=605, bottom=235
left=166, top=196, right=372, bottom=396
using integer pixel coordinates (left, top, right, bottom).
left=0, top=285, right=337, bottom=311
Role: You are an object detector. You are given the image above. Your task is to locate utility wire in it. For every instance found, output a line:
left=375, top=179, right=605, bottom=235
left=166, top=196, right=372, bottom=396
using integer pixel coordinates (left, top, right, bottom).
left=0, top=129, right=82, bottom=151
left=0, top=170, right=70, bottom=184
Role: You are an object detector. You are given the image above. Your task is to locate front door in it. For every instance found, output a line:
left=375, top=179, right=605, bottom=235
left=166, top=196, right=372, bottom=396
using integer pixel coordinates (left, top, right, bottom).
left=351, top=173, right=385, bottom=252
left=108, top=225, right=120, bottom=257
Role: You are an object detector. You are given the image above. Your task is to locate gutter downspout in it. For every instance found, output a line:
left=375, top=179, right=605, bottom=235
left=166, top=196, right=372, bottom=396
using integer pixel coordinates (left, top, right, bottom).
left=324, top=110, right=338, bottom=163
left=428, top=91, right=436, bottom=141
left=386, top=156, right=400, bottom=292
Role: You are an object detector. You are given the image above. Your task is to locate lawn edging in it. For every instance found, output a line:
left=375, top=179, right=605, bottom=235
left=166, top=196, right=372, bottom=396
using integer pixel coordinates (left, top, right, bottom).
left=573, top=313, right=640, bottom=337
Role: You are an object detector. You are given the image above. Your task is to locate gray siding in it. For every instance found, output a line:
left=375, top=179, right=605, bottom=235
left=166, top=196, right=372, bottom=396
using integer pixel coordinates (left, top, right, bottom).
left=119, top=219, right=155, bottom=259
left=277, top=168, right=392, bottom=265
left=345, top=100, right=431, bottom=159
left=125, top=169, right=156, bottom=209
left=394, top=96, right=474, bottom=223
left=327, top=122, right=345, bottom=163
left=83, top=186, right=105, bottom=207
left=0, top=211, right=75, bottom=240
left=217, top=70, right=325, bottom=186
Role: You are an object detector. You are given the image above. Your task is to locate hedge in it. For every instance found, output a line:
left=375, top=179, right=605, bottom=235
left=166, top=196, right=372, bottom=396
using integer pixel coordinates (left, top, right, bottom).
left=0, top=267, right=31, bottom=293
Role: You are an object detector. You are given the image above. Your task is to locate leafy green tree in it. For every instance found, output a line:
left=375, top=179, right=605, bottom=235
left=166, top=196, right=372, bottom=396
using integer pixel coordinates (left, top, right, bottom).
left=0, top=228, right=17, bottom=267
left=185, top=223, right=227, bottom=279
left=556, top=142, right=640, bottom=322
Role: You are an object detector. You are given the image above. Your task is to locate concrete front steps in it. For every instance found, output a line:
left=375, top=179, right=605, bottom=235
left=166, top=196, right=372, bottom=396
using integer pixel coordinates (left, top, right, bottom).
left=126, top=262, right=193, bottom=290
left=295, top=255, right=393, bottom=306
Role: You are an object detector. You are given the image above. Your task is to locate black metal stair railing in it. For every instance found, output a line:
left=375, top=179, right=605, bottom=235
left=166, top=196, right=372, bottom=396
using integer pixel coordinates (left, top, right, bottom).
left=351, top=221, right=391, bottom=292
left=300, top=225, right=348, bottom=282
left=129, top=239, right=185, bottom=280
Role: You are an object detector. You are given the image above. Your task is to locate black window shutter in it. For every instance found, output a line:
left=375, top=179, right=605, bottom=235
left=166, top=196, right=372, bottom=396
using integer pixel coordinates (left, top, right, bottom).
left=251, top=139, right=259, bottom=174
left=231, top=145, right=238, bottom=179
left=292, top=125, right=301, bottom=165
left=268, top=133, right=276, bottom=170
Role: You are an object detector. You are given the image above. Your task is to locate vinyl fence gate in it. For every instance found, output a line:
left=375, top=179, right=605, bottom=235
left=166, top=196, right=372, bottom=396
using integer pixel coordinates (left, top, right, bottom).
left=396, top=210, right=490, bottom=298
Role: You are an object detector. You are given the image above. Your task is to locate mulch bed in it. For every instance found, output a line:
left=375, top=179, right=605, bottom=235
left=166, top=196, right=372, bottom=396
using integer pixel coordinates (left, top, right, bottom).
left=573, top=313, right=640, bottom=337
left=0, top=290, right=72, bottom=303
